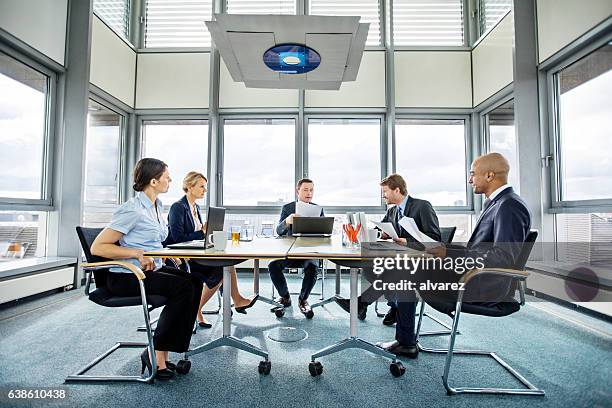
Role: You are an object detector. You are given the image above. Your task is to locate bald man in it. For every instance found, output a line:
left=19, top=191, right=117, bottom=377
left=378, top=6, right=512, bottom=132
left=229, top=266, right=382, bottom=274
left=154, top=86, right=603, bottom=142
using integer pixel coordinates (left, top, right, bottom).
left=377, top=152, right=531, bottom=358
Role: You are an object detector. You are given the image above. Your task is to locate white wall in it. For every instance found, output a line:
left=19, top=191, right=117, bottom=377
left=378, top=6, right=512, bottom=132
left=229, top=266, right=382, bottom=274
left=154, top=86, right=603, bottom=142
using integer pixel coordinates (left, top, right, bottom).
left=537, top=0, right=612, bottom=63
left=394, top=51, right=472, bottom=108
left=90, top=16, right=136, bottom=107
left=305, top=51, right=386, bottom=108
left=219, top=62, right=298, bottom=108
left=0, top=0, right=68, bottom=65
left=136, top=53, right=210, bottom=109
left=471, top=12, right=514, bottom=107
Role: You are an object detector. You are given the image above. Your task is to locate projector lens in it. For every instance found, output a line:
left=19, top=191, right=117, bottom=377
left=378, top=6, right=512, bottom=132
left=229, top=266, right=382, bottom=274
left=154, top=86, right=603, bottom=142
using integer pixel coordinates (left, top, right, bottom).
left=263, top=44, right=321, bottom=74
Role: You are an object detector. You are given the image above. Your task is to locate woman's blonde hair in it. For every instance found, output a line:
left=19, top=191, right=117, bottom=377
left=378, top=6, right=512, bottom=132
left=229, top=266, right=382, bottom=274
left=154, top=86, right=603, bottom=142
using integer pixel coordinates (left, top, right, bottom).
left=182, top=171, right=207, bottom=193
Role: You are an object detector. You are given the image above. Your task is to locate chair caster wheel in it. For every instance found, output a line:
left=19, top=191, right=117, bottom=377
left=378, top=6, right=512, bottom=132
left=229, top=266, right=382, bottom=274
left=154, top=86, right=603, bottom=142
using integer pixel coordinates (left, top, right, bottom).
left=176, top=359, right=191, bottom=375
left=390, top=361, right=405, bottom=377
left=258, top=360, right=271, bottom=375
left=309, top=361, right=323, bottom=377
left=274, top=308, right=285, bottom=318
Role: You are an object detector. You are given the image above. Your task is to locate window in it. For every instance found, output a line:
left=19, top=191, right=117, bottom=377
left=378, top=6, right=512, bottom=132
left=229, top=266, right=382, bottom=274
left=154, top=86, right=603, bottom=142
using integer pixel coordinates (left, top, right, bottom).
left=478, top=0, right=512, bottom=37
left=0, top=52, right=50, bottom=202
left=393, top=0, right=464, bottom=46
left=226, top=0, right=295, bottom=14
left=94, top=0, right=131, bottom=40
left=83, top=100, right=124, bottom=227
left=222, top=119, right=295, bottom=206
left=0, top=211, right=48, bottom=258
left=438, top=214, right=472, bottom=242
left=555, top=213, right=612, bottom=264
left=141, top=120, right=209, bottom=205
left=395, top=119, right=467, bottom=207
left=309, top=0, right=381, bottom=46
left=307, top=118, right=382, bottom=207
left=144, top=0, right=213, bottom=48
left=486, top=99, right=519, bottom=190
left=555, top=43, right=612, bottom=202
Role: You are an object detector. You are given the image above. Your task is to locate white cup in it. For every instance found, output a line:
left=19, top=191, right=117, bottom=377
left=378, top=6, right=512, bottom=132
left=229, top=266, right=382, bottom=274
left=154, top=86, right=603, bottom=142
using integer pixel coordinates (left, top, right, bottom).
left=208, top=231, right=227, bottom=251
left=365, top=228, right=381, bottom=242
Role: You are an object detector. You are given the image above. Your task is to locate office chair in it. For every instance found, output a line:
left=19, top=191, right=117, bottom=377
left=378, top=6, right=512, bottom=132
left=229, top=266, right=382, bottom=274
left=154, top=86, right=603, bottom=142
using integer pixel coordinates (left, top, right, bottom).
left=375, top=226, right=458, bottom=336
left=66, top=227, right=191, bottom=384
left=415, top=230, right=545, bottom=396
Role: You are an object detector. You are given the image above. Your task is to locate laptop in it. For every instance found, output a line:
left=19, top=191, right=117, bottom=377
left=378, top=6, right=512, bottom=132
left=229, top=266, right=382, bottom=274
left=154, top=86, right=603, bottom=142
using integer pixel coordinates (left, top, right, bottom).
left=292, top=216, right=334, bottom=237
left=168, top=206, right=226, bottom=249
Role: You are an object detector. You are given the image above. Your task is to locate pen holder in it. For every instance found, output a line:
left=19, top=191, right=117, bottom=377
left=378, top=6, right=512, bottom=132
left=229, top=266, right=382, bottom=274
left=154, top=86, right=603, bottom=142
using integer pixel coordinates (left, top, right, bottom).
left=342, top=224, right=361, bottom=249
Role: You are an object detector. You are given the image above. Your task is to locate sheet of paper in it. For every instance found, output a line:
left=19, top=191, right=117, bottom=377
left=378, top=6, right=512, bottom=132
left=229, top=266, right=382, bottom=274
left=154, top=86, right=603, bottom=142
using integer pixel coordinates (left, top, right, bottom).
left=370, top=221, right=399, bottom=240
left=296, top=201, right=322, bottom=217
left=398, top=217, right=437, bottom=243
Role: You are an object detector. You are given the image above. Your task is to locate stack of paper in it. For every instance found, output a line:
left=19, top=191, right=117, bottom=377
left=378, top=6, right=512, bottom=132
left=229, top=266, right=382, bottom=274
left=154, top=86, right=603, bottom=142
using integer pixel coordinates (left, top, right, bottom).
left=296, top=201, right=322, bottom=217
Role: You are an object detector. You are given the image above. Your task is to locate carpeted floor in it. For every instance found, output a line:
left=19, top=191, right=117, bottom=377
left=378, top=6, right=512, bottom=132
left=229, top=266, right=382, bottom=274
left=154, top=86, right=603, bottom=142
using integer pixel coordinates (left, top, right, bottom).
left=0, top=274, right=610, bottom=408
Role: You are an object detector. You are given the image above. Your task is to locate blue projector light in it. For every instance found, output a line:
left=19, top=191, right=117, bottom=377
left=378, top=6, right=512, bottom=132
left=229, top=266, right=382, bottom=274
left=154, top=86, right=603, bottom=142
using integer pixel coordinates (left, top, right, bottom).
left=263, top=44, right=321, bottom=74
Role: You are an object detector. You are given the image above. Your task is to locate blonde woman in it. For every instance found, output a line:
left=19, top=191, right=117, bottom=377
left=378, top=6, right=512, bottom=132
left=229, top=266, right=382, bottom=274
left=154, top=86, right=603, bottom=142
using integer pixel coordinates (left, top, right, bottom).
left=165, top=171, right=257, bottom=327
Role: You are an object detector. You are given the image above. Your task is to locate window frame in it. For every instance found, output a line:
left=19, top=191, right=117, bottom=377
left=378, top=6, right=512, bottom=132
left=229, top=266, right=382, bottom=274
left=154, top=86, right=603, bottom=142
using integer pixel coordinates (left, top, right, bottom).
left=93, top=0, right=132, bottom=43
left=137, top=114, right=212, bottom=209
left=393, top=113, right=473, bottom=213
left=86, top=94, right=129, bottom=206
left=479, top=92, right=513, bottom=154
left=218, top=114, right=300, bottom=213
left=475, top=0, right=512, bottom=42
left=304, top=113, right=387, bottom=212
left=0, top=44, right=58, bottom=211
left=547, top=33, right=612, bottom=212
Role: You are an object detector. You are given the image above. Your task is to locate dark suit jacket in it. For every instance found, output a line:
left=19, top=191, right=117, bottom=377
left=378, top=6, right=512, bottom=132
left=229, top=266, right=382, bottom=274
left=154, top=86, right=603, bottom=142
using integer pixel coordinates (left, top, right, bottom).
left=447, top=186, right=531, bottom=301
left=276, top=201, right=325, bottom=236
left=164, top=195, right=204, bottom=245
left=381, top=196, right=441, bottom=246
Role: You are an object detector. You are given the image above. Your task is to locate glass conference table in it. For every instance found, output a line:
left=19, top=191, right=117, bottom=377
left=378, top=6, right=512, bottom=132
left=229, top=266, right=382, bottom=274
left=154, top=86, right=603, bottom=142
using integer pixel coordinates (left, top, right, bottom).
left=147, top=236, right=406, bottom=377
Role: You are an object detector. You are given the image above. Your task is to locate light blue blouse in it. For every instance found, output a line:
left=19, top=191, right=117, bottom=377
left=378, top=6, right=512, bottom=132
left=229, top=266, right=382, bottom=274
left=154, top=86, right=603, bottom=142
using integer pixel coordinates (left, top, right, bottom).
left=108, top=191, right=168, bottom=273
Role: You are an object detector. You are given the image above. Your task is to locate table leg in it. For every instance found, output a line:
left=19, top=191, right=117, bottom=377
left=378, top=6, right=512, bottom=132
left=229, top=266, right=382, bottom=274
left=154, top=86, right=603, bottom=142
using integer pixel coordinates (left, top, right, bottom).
left=185, top=266, right=271, bottom=374
left=309, top=267, right=404, bottom=377
left=253, top=259, right=283, bottom=308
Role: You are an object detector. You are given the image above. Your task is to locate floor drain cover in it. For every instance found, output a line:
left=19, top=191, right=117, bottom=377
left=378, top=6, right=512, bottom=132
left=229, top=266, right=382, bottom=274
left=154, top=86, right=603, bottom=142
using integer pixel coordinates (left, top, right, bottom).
left=267, top=327, right=308, bottom=343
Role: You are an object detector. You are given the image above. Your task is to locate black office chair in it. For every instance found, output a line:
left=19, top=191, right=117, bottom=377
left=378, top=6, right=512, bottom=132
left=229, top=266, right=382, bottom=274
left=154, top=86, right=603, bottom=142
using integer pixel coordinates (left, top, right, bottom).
left=415, top=230, right=545, bottom=396
left=66, top=227, right=190, bottom=384
left=375, top=226, right=458, bottom=337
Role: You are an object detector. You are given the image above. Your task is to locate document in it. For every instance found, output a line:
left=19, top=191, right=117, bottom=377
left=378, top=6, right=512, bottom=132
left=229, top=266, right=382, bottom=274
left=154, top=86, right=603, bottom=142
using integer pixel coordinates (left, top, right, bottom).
left=296, top=201, right=322, bottom=217
left=398, top=217, right=437, bottom=243
left=370, top=221, right=399, bottom=240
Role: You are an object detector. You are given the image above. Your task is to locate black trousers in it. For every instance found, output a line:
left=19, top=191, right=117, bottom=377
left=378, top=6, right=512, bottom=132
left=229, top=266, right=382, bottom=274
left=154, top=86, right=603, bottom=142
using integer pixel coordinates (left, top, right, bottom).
left=268, top=259, right=319, bottom=300
left=106, top=266, right=203, bottom=353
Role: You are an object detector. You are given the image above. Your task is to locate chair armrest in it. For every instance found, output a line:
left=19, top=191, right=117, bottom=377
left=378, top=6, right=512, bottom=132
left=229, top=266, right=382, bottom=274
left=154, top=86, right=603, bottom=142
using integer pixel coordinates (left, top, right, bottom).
left=460, top=268, right=529, bottom=285
left=81, top=261, right=146, bottom=280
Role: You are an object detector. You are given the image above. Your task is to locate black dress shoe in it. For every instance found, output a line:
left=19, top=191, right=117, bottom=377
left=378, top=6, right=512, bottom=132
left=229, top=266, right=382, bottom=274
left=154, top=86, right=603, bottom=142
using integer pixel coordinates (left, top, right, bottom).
left=298, top=298, right=314, bottom=319
left=335, top=297, right=368, bottom=320
left=382, top=308, right=397, bottom=326
left=235, top=295, right=259, bottom=314
left=197, top=320, right=212, bottom=328
left=378, top=340, right=419, bottom=359
left=270, top=296, right=291, bottom=312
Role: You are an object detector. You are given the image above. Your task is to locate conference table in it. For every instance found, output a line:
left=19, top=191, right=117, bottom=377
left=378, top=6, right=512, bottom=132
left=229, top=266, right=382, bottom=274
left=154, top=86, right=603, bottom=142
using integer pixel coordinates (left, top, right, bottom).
left=146, top=235, right=407, bottom=377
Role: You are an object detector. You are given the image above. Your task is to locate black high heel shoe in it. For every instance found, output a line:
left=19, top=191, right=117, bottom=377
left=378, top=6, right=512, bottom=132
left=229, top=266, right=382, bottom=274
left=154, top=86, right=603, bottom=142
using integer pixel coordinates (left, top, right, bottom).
left=197, top=319, right=212, bottom=328
left=235, top=295, right=259, bottom=314
left=140, top=349, right=175, bottom=380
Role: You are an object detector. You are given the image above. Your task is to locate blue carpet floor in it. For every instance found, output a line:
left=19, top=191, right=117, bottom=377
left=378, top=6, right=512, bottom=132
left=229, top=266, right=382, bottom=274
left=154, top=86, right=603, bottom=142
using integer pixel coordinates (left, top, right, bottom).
left=0, top=274, right=610, bottom=408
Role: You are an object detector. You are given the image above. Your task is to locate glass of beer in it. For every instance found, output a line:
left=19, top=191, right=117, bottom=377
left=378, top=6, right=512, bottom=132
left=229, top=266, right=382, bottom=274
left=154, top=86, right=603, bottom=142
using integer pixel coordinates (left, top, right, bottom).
left=231, top=226, right=241, bottom=244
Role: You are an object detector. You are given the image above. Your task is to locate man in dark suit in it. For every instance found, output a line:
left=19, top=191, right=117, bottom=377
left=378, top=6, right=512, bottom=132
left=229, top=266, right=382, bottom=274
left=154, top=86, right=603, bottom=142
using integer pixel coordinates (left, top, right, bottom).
left=269, top=178, right=324, bottom=319
left=377, top=152, right=531, bottom=358
left=335, top=173, right=441, bottom=320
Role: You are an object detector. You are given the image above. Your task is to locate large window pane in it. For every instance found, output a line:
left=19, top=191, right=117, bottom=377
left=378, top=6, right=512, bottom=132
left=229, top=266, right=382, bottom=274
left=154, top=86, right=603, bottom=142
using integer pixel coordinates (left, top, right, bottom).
left=393, top=0, right=464, bottom=46
left=226, top=0, right=295, bottom=14
left=223, top=119, right=295, bottom=206
left=309, top=0, right=381, bottom=46
left=0, top=52, right=48, bottom=200
left=83, top=100, right=123, bottom=227
left=94, top=0, right=130, bottom=40
left=0, top=211, right=47, bottom=258
left=307, top=118, right=381, bottom=206
left=395, top=119, right=467, bottom=206
left=145, top=0, right=213, bottom=48
left=557, top=44, right=612, bottom=201
left=487, top=99, right=519, bottom=190
left=142, top=120, right=208, bottom=205
left=555, top=213, right=612, bottom=263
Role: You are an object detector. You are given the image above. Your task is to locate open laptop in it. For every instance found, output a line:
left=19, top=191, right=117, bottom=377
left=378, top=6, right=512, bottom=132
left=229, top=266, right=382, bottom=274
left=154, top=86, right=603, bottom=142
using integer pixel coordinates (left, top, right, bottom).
left=292, top=216, right=334, bottom=237
left=167, top=206, right=226, bottom=249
